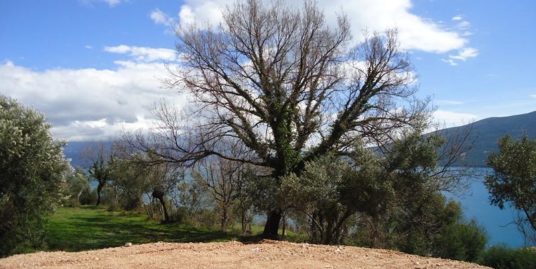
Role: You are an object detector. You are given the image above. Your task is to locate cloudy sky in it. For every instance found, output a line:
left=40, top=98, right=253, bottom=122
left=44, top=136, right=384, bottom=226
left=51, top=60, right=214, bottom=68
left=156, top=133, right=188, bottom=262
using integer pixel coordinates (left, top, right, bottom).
left=1, top=0, right=535, bottom=141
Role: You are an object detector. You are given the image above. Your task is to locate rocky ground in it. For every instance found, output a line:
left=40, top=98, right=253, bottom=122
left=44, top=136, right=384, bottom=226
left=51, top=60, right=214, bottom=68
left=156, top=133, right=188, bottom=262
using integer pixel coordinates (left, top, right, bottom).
left=0, top=240, right=490, bottom=269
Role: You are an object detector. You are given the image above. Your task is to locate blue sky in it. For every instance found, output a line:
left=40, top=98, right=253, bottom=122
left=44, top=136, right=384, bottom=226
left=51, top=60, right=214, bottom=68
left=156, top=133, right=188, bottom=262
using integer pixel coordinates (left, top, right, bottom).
left=1, top=0, right=535, bottom=141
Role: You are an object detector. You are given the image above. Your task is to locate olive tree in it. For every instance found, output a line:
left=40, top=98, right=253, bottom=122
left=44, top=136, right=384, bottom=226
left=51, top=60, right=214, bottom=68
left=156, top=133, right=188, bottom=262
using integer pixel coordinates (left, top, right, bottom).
left=131, top=0, right=427, bottom=238
left=85, top=143, right=113, bottom=206
left=486, top=135, right=536, bottom=242
left=0, top=96, right=67, bottom=256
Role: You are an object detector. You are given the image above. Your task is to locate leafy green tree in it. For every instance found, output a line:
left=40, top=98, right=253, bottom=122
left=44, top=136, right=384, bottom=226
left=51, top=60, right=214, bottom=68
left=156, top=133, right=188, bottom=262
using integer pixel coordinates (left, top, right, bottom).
left=0, top=96, right=67, bottom=256
left=281, top=150, right=389, bottom=244
left=486, top=135, right=536, bottom=238
left=282, top=130, right=482, bottom=255
left=108, top=157, right=148, bottom=210
left=63, top=168, right=90, bottom=207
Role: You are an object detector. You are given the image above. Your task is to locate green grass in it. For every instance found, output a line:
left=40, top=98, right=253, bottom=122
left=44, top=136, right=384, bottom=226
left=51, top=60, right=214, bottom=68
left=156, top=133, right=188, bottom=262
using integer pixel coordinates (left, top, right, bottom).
left=44, top=206, right=307, bottom=252
left=45, top=206, right=234, bottom=251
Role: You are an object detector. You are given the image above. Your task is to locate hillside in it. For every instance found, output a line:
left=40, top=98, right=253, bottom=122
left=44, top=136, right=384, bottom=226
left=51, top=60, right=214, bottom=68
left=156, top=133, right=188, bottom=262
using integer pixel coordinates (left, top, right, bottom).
left=434, top=111, right=536, bottom=166
left=63, top=141, right=113, bottom=169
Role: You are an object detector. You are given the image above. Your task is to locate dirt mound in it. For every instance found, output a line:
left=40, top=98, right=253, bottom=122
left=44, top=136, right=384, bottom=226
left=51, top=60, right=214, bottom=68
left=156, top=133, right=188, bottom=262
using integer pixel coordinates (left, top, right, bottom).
left=0, top=240, right=490, bottom=269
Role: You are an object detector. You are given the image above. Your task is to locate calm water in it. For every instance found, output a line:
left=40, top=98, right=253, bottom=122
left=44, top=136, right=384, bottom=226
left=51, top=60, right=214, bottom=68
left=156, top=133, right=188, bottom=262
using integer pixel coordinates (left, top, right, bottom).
left=446, top=168, right=526, bottom=247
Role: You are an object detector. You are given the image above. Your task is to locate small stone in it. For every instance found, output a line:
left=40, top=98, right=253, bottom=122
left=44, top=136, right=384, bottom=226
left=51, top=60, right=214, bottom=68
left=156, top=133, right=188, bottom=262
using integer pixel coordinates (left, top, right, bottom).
left=124, top=242, right=132, bottom=247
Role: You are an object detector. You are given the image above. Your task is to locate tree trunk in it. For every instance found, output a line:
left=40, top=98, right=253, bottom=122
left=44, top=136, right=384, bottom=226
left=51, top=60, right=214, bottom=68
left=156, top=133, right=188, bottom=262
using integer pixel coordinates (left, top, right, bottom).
left=221, top=206, right=228, bottom=231
left=76, top=189, right=83, bottom=205
left=158, top=197, right=169, bottom=222
left=241, top=210, right=246, bottom=234
left=263, top=209, right=282, bottom=239
left=152, top=187, right=168, bottom=222
left=281, top=213, right=286, bottom=238
left=96, top=183, right=103, bottom=206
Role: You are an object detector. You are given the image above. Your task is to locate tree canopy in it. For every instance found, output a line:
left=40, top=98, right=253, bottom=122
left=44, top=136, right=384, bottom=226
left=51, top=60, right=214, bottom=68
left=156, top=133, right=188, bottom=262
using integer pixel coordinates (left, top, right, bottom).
left=486, top=135, right=536, bottom=241
left=0, top=95, right=67, bottom=256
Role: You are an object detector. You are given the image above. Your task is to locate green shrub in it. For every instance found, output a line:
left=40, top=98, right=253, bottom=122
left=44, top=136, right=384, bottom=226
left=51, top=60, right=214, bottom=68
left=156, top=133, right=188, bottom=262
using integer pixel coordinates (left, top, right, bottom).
left=79, top=189, right=97, bottom=205
left=0, top=96, right=67, bottom=256
left=434, top=220, right=487, bottom=262
left=480, top=246, right=536, bottom=269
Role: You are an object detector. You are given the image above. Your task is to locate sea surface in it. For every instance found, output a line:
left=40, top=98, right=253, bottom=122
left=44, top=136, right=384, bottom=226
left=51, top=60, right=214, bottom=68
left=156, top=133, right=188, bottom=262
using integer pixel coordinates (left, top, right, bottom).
left=446, top=168, right=526, bottom=247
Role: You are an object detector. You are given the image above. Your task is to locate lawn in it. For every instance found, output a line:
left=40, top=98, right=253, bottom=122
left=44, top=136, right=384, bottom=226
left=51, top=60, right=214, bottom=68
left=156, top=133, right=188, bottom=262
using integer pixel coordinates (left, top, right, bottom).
left=45, top=206, right=234, bottom=252
left=45, top=206, right=306, bottom=252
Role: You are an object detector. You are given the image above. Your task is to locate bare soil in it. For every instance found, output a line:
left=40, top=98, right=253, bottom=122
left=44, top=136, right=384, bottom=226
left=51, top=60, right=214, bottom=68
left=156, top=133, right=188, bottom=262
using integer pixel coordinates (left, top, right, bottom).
left=0, top=240, right=490, bottom=269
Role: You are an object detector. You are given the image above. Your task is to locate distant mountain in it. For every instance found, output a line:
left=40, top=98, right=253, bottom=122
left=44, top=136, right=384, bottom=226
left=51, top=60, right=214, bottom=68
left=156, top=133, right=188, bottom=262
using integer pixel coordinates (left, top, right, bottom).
left=63, top=140, right=113, bottom=169
left=434, top=111, right=536, bottom=167
left=62, top=111, right=536, bottom=168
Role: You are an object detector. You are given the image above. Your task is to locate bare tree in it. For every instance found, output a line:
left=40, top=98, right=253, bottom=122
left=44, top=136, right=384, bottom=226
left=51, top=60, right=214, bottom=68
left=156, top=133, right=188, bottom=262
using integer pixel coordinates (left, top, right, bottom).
left=132, top=0, right=427, bottom=238
left=193, top=157, right=243, bottom=231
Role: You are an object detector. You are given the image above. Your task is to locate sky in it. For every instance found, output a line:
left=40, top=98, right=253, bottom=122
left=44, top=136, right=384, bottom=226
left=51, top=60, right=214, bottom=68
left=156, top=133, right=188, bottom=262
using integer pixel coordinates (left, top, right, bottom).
left=1, top=0, right=535, bottom=141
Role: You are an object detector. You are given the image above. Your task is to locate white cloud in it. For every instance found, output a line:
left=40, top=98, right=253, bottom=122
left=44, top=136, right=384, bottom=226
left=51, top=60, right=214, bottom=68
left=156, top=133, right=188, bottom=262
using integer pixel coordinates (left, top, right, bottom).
left=179, top=5, right=197, bottom=27
left=104, top=45, right=177, bottom=62
left=169, top=0, right=471, bottom=55
left=0, top=58, right=187, bottom=141
left=433, top=110, right=478, bottom=128
left=530, top=94, right=536, bottom=99
left=80, top=0, right=125, bottom=7
left=451, top=15, right=472, bottom=37
left=103, top=0, right=123, bottom=7
left=443, top=47, right=479, bottom=66
left=150, top=9, right=174, bottom=26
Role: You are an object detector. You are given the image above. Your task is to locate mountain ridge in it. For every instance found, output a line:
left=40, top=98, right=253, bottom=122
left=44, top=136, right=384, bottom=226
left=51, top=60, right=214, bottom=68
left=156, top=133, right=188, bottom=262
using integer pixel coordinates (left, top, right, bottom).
left=434, top=110, right=536, bottom=166
left=62, top=110, right=536, bottom=168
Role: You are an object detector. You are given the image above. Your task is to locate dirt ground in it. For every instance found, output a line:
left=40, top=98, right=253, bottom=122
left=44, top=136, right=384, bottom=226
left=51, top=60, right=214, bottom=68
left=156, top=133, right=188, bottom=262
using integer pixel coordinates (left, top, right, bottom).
left=0, top=240, right=490, bottom=269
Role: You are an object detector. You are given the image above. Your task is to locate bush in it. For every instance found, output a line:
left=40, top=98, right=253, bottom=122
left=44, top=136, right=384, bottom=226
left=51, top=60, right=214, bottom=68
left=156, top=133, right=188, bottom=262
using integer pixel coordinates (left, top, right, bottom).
left=79, top=189, right=97, bottom=206
left=0, top=96, right=67, bottom=256
left=62, top=169, right=90, bottom=207
left=434, top=220, right=487, bottom=262
left=480, top=246, right=536, bottom=269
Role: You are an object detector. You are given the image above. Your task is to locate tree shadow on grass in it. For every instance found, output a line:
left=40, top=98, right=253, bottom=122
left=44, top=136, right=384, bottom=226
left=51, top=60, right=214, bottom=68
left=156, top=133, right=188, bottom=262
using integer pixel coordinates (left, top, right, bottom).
left=45, top=211, right=233, bottom=252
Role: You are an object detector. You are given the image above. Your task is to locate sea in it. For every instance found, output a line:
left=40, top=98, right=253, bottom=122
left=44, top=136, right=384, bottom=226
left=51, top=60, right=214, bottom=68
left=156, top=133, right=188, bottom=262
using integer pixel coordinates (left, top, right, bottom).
left=446, top=168, right=527, bottom=247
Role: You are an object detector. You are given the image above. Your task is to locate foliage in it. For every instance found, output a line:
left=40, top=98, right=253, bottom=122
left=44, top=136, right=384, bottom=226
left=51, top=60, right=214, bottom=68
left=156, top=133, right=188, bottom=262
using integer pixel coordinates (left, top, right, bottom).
left=486, top=135, right=536, bottom=240
left=79, top=188, right=97, bottom=206
left=281, top=132, right=473, bottom=248
left=434, top=220, right=487, bottom=262
left=87, top=146, right=112, bottom=206
left=108, top=157, right=150, bottom=210
left=0, top=96, right=68, bottom=256
left=480, top=246, right=536, bottom=269
left=281, top=150, right=389, bottom=244
left=62, top=168, right=90, bottom=207
left=363, top=133, right=476, bottom=256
